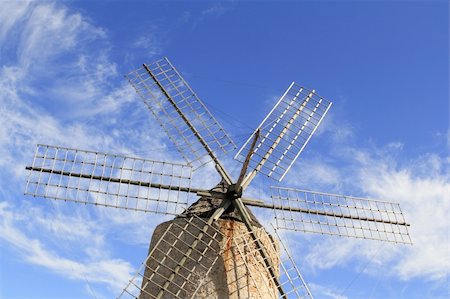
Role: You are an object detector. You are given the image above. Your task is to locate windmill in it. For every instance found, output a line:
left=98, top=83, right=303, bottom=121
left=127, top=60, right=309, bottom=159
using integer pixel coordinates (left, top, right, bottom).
left=25, top=57, right=411, bottom=298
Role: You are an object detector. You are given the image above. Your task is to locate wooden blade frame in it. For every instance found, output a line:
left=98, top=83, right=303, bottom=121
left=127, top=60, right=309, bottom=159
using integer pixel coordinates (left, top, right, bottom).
left=270, top=187, right=412, bottom=244
left=118, top=215, right=225, bottom=299
left=233, top=225, right=313, bottom=299
left=236, top=83, right=332, bottom=188
left=126, top=57, right=235, bottom=184
left=25, top=144, right=193, bottom=215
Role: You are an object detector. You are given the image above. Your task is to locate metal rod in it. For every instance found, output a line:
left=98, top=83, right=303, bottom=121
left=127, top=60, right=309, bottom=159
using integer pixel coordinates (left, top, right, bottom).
left=235, top=129, right=260, bottom=193
left=270, top=224, right=314, bottom=298
left=164, top=57, right=236, bottom=156
left=241, top=90, right=313, bottom=189
left=241, top=198, right=411, bottom=226
left=272, top=186, right=401, bottom=204
left=25, top=166, right=207, bottom=194
left=270, top=97, right=322, bottom=177
left=26, top=166, right=408, bottom=227
left=280, top=100, right=332, bottom=181
left=143, top=63, right=233, bottom=185
left=234, top=82, right=295, bottom=160
left=34, top=143, right=190, bottom=167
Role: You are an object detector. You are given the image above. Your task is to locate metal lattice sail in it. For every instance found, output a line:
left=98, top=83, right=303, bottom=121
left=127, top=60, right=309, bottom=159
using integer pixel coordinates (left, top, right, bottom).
left=25, top=57, right=411, bottom=298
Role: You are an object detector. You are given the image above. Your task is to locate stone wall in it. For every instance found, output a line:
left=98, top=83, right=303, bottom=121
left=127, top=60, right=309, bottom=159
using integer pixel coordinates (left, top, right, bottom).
left=139, top=217, right=280, bottom=299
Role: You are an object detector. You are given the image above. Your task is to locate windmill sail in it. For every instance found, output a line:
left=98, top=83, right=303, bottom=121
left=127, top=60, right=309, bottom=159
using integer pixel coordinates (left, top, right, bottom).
left=271, top=225, right=314, bottom=299
left=232, top=226, right=313, bottom=299
left=126, top=57, right=236, bottom=182
left=118, top=216, right=224, bottom=299
left=270, top=187, right=412, bottom=244
left=236, top=83, right=332, bottom=187
left=25, top=144, right=192, bottom=215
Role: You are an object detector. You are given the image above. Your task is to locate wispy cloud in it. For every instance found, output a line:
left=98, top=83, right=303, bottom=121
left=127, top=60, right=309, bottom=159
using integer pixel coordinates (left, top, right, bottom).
left=0, top=201, right=134, bottom=291
left=0, top=2, right=171, bottom=297
left=0, top=1, right=31, bottom=46
left=355, top=151, right=449, bottom=281
left=201, top=2, right=228, bottom=17
left=0, top=1, right=174, bottom=178
left=131, top=34, right=162, bottom=57
left=287, top=121, right=450, bottom=284
left=4, top=2, right=104, bottom=72
left=309, top=283, right=349, bottom=299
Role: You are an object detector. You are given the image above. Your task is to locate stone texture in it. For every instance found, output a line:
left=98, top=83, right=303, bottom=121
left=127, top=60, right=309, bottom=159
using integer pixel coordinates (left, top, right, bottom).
left=139, top=217, right=224, bottom=299
left=140, top=216, right=279, bottom=298
left=218, top=219, right=279, bottom=299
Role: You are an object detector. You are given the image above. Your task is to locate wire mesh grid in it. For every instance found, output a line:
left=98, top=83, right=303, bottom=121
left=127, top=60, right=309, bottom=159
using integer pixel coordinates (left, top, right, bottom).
left=126, top=57, right=236, bottom=169
left=232, top=226, right=313, bottom=299
left=25, top=144, right=192, bottom=215
left=270, top=225, right=313, bottom=299
left=270, top=187, right=411, bottom=244
left=235, top=83, right=332, bottom=181
left=118, top=216, right=224, bottom=299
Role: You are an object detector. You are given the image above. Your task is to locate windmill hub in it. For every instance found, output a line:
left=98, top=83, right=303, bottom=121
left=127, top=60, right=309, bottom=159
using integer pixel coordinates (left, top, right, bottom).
left=226, top=184, right=242, bottom=200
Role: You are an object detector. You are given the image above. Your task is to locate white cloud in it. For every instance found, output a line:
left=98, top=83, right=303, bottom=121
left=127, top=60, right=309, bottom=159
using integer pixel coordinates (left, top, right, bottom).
left=131, top=34, right=162, bottom=56
left=0, top=1, right=31, bottom=47
left=0, top=1, right=172, bottom=180
left=262, top=102, right=449, bottom=290
left=309, top=283, right=349, bottom=299
left=355, top=151, right=449, bottom=281
left=201, top=3, right=228, bottom=17
left=95, top=207, right=170, bottom=246
left=294, top=140, right=450, bottom=284
left=285, top=157, right=343, bottom=190
left=0, top=2, right=170, bottom=296
left=17, top=2, right=105, bottom=70
left=0, top=201, right=134, bottom=291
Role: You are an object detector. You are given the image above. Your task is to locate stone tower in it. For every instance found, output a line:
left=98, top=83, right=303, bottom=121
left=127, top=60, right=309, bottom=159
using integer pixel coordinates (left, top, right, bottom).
left=139, top=183, right=280, bottom=299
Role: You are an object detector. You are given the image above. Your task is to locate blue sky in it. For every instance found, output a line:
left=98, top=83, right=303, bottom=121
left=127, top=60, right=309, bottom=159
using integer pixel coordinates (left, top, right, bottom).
left=0, top=1, right=448, bottom=299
